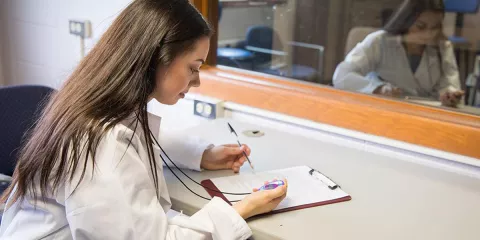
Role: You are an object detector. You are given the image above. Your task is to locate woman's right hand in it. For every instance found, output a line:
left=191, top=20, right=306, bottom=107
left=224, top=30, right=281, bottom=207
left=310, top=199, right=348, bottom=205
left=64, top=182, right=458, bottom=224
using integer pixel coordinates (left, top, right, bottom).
left=440, top=90, right=464, bottom=107
left=233, top=179, right=288, bottom=219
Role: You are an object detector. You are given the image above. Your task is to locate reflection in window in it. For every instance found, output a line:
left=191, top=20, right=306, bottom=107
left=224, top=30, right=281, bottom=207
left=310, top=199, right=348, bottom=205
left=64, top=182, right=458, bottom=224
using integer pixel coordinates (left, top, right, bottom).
left=334, top=0, right=466, bottom=109
left=216, top=0, right=480, bottom=114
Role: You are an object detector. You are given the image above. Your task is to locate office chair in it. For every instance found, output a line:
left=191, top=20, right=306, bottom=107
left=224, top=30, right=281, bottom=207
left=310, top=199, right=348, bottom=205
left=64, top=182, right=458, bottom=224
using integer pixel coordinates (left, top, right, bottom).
left=0, top=85, right=55, bottom=183
left=344, top=27, right=378, bottom=56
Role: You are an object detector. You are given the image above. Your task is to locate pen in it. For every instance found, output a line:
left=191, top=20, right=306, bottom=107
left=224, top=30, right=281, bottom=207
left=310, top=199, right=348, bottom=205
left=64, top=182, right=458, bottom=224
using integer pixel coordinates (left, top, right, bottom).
left=227, top=122, right=254, bottom=171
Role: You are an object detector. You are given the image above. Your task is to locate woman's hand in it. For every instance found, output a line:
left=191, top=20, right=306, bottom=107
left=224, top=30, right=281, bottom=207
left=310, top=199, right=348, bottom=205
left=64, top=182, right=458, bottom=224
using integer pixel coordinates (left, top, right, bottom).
left=233, top=179, right=288, bottom=219
left=373, top=84, right=403, bottom=97
left=440, top=90, right=464, bottom=107
left=201, top=144, right=251, bottom=173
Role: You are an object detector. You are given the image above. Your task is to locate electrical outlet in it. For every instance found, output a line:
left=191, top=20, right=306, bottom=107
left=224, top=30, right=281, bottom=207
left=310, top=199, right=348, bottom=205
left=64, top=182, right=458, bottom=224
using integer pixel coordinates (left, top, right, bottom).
left=194, top=98, right=224, bottom=119
left=69, top=20, right=92, bottom=38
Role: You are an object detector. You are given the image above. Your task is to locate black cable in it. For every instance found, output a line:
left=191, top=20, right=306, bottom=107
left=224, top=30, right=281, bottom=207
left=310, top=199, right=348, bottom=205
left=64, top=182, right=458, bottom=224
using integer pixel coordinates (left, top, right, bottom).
left=155, top=141, right=241, bottom=203
left=148, top=130, right=250, bottom=198
left=130, top=113, right=246, bottom=202
left=160, top=153, right=213, bottom=201
left=131, top=114, right=214, bottom=201
left=150, top=130, right=250, bottom=195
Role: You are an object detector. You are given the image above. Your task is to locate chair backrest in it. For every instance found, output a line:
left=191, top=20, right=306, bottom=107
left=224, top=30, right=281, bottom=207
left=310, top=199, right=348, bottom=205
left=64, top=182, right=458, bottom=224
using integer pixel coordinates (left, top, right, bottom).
left=344, top=27, right=378, bottom=56
left=245, top=25, right=284, bottom=64
left=0, top=85, right=55, bottom=176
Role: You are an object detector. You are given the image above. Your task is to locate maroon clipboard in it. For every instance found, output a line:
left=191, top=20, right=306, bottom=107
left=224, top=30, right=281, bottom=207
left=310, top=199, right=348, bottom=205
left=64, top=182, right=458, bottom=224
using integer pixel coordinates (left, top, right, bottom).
left=201, top=179, right=352, bottom=214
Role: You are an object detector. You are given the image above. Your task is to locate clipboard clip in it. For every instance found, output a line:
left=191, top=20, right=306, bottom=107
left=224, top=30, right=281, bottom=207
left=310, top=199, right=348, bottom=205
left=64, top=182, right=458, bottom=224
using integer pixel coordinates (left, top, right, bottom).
left=309, top=168, right=340, bottom=190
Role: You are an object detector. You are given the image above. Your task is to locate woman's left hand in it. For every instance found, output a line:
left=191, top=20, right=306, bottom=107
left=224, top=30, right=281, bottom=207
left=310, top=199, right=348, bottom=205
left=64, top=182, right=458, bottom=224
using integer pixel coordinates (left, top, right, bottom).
left=201, top=144, right=251, bottom=173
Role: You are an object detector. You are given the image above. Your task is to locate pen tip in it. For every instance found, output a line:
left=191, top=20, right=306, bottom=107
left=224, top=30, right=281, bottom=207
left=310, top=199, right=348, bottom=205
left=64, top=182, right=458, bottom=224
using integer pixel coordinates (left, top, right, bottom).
left=227, top=122, right=238, bottom=136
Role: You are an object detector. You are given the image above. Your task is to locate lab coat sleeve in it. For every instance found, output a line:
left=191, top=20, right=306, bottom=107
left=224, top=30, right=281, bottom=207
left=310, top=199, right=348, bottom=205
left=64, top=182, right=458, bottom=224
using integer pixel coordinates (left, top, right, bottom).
left=168, top=197, right=252, bottom=240
left=333, top=32, right=385, bottom=93
left=435, top=42, right=461, bottom=96
left=158, top=130, right=213, bottom=171
left=64, top=129, right=251, bottom=240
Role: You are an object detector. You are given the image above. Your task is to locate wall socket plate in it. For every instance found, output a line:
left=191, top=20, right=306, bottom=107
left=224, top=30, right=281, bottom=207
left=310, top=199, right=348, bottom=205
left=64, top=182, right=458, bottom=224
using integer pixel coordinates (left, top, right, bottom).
left=194, top=98, right=224, bottom=119
left=69, top=20, right=92, bottom=38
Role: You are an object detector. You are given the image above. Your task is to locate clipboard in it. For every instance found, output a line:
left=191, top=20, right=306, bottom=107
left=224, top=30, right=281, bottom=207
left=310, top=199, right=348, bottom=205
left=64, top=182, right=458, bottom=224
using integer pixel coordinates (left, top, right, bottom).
left=201, top=166, right=352, bottom=214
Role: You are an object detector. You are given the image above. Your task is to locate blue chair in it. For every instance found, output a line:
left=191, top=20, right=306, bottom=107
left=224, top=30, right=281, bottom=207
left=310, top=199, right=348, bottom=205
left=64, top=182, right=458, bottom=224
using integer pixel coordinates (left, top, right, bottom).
left=0, top=85, right=55, bottom=179
left=244, top=26, right=283, bottom=66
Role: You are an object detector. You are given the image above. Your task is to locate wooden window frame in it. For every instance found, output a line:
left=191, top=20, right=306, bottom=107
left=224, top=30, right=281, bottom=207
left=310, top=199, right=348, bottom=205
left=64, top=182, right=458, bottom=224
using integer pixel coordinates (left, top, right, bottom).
left=192, top=0, right=480, bottom=159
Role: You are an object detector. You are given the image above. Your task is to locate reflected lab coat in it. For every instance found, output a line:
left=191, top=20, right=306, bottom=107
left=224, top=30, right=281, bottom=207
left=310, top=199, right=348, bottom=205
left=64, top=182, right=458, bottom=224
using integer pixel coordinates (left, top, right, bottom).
left=0, top=113, right=252, bottom=240
left=333, top=30, right=461, bottom=98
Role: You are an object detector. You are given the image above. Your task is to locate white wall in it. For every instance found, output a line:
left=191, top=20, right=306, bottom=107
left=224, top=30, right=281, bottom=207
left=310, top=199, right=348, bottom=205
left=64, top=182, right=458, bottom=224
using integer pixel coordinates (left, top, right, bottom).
left=0, top=0, right=7, bottom=86
left=0, top=54, right=4, bottom=86
left=0, top=40, right=4, bottom=86
left=218, top=6, right=273, bottom=46
left=1, top=0, right=133, bottom=88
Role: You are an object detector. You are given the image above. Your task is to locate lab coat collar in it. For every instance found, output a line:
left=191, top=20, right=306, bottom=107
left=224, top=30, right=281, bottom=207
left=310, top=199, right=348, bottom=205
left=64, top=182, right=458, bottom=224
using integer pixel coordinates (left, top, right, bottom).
left=146, top=112, right=172, bottom=210
left=147, top=111, right=162, bottom=142
left=121, top=111, right=162, bottom=142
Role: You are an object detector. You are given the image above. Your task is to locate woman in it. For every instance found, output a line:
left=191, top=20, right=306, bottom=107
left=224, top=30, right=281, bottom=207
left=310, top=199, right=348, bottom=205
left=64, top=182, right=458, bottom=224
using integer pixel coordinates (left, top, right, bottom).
left=0, top=0, right=287, bottom=239
left=333, top=0, right=464, bottom=107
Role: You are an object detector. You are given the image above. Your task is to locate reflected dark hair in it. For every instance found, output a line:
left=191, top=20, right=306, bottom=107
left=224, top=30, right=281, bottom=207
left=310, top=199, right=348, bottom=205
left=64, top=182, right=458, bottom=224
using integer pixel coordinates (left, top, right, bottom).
left=2, top=0, right=213, bottom=205
left=384, top=0, right=445, bottom=35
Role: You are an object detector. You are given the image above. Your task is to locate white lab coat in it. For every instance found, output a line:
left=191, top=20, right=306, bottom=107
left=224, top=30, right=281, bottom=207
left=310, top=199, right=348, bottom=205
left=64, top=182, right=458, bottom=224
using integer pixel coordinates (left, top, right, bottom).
left=0, top=113, right=252, bottom=240
left=333, top=30, right=461, bottom=98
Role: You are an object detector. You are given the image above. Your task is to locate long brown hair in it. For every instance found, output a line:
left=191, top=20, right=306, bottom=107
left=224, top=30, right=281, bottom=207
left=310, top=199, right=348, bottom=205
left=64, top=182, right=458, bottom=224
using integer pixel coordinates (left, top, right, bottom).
left=2, top=0, right=213, bottom=204
left=384, top=0, right=448, bottom=80
left=384, top=0, right=445, bottom=36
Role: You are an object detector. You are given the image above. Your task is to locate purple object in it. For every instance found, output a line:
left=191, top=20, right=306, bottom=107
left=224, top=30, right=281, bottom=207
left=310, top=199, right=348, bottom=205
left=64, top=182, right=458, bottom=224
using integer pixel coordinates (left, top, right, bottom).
left=258, top=180, right=285, bottom=191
